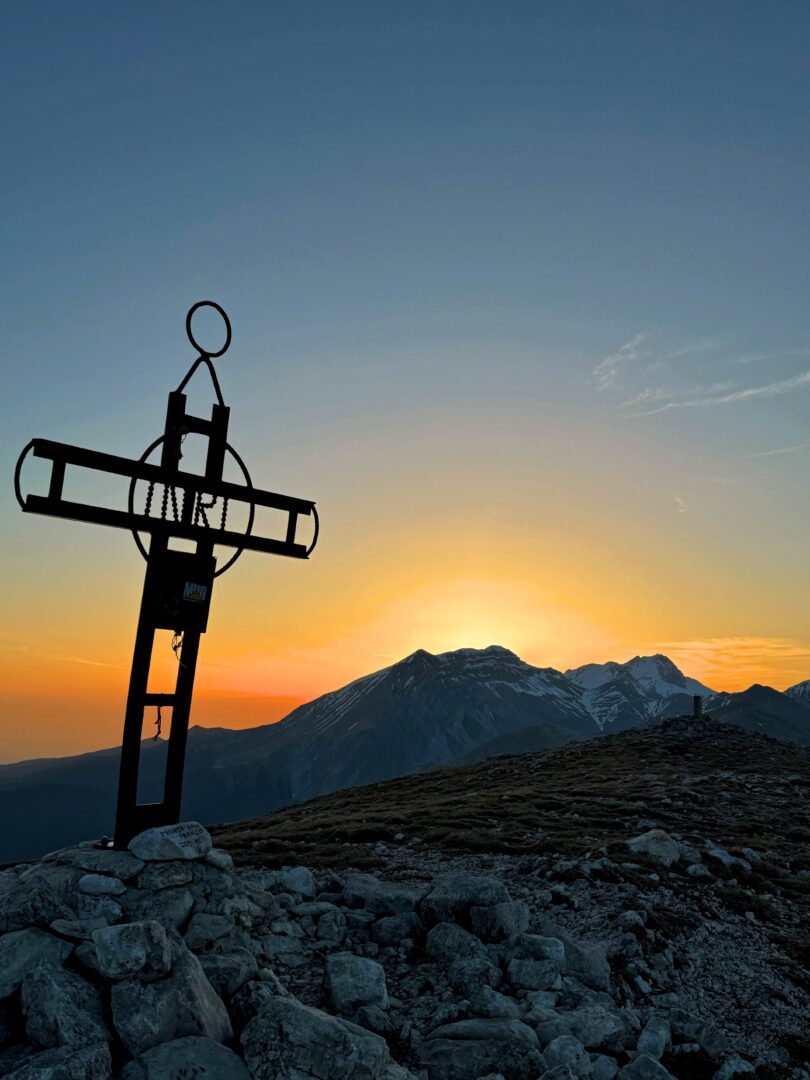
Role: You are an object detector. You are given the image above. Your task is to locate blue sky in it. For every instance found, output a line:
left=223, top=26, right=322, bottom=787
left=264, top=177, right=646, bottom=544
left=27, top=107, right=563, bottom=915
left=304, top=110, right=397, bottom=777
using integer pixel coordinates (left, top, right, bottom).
left=2, top=2, right=810, bottom=758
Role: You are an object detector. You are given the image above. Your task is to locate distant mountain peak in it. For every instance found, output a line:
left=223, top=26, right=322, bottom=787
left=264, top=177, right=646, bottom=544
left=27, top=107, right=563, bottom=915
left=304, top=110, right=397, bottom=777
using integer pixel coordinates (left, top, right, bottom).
left=785, top=678, right=810, bottom=704
left=565, top=652, right=714, bottom=730
left=401, top=648, right=436, bottom=667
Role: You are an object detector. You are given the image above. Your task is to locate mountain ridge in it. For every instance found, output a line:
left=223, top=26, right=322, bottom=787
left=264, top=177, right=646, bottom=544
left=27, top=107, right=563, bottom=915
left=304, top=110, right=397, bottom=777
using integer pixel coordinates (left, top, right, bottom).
left=0, top=645, right=808, bottom=862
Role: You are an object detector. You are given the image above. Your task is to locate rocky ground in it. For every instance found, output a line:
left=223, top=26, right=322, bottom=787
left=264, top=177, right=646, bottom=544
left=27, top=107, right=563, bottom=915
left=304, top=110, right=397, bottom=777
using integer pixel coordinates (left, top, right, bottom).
left=0, top=715, right=807, bottom=1078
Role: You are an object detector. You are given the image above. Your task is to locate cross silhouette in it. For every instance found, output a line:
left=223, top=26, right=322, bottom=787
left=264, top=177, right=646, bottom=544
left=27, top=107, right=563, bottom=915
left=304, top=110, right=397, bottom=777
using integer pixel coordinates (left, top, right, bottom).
left=14, top=302, right=318, bottom=847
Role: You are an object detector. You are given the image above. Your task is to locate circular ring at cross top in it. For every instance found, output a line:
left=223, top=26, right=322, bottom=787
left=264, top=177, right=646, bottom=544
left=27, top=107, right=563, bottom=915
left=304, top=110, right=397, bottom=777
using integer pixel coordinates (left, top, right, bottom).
left=185, top=301, right=232, bottom=358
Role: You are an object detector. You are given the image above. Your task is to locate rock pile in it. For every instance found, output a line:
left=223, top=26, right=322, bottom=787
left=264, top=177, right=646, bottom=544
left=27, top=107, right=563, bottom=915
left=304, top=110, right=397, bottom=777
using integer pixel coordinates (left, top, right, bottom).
left=0, top=821, right=805, bottom=1079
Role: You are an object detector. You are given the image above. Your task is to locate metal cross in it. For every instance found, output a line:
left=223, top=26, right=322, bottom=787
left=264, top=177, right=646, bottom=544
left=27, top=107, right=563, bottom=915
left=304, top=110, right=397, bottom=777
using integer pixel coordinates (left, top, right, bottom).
left=14, top=302, right=318, bottom=847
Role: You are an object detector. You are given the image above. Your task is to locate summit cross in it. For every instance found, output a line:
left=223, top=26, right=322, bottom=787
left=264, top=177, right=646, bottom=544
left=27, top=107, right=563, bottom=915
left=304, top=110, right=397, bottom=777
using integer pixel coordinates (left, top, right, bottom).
left=14, top=302, right=319, bottom=847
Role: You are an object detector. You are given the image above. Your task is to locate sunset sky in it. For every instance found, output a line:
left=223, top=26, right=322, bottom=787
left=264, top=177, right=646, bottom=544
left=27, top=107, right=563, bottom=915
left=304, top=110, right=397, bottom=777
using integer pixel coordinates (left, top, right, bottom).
left=2, top=3, right=810, bottom=762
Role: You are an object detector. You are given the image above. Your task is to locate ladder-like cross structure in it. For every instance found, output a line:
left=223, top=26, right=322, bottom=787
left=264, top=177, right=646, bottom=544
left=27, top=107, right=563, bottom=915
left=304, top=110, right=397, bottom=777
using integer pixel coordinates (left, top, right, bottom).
left=14, top=302, right=318, bottom=847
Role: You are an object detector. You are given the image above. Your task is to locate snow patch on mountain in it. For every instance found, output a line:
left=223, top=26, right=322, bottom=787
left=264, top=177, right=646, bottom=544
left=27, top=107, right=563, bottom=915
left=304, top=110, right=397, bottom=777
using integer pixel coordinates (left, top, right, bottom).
left=785, top=679, right=810, bottom=708
left=566, top=653, right=715, bottom=730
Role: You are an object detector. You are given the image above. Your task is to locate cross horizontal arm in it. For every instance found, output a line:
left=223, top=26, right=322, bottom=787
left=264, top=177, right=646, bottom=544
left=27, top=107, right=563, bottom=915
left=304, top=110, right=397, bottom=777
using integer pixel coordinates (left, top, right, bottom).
left=29, top=439, right=315, bottom=516
left=20, top=438, right=314, bottom=559
left=23, top=494, right=310, bottom=558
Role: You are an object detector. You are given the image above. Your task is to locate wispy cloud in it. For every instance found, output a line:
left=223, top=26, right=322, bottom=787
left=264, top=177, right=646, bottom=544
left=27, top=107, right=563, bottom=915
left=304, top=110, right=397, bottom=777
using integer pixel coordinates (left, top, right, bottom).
left=673, top=495, right=689, bottom=515
left=0, top=642, right=121, bottom=669
left=594, top=331, right=810, bottom=419
left=730, top=347, right=810, bottom=366
left=737, top=442, right=810, bottom=461
left=592, top=333, right=646, bottom=391
left=629, top=368, right=810, bottom=417
left=652, top=636, right=810, bottom=692
left=619, top=381, right=736, bottom=410
left=659, top=332, right=736, bottom=364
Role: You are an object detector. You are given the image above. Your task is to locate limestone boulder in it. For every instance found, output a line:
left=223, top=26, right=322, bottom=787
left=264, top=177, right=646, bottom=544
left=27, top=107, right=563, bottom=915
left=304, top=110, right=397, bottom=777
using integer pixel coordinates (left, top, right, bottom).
left=425, top=922, right=487, bottom=966
left=129, top=823, right=212, bottom=862
left=0, top=930, right=74, bottom=1001
left=48, top=918, right=107, bottom=942
left=241, top=996, right=391, bottom=1080
left=317, top=909, right=348, bottom=944
left=21, top=966, right=110, bottom=1051
left=627, top=831, right=681, bottom=867
left=229, top=976, right=291, bottom=1033
left=121, top=887, right=193, bottom=930
left=668, top=1009, right=726, bottom=1056
left=0, top=872, right=72, bottom=935
left=713, top=1056, right=755, bottom=1079
left=205, top=849, right=235, bottom=872
left=76, top=895, right=122, bottom=925
left=419, top=1017, right=542, bottom=1080
left=470, top=901, right=530, bottom=942
left=561, top=1006, right=626, bottom=1052
left=183, top=913, right=234, bottom=952
left=342, top=873, right=423, bottom=915
left=198, top=949, right=259, bottom=999
left=511, top=934, right=567, bottom=970
left=636, top=1017, right=671, bottom=1059
left=1, top=1042, right=112, bottom=1079
left=591, top=1055, right=620, bottom=1080
left=507, top=958, right=561, bottom=991
left=77, top=875, right=125, bottom=897
left=111, top=944, right=232, bottom=1055
left=136, top=863, right=193, bottom=892
left=420, top=872, right=510, bottom=927
left=119, top=1036, right=249, bottom=1079
left=537, top=922, right=611, bottom=992
left=324, top=953, right=389, bottom=1015
left=92, top=920, right=172, bottom=981
left=369, top=912, right=420, bottom=948
left=44, top=848, right=143, bottom=881
left=542, top=1035, right=592, bottom=1076
left=447, top=955, right=501, bottom=996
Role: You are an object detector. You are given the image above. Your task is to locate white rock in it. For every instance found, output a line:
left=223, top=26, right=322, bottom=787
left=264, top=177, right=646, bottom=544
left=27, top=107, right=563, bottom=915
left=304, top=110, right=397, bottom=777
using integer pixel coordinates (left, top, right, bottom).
left=705, top=845, right=751, bottom=872
left=277, top=867, right=315, bottom=898
left=324, top=952, right=389, bottom=1015
left=78, top=875, right=126, bottom=897
left=205, top=849, right=235, bottom=872
left=77, top=895, right=123, bottom=924
left=627, top=830, right=681, bottom=867
left=92, top=920, right=172, bottom=981
left=128, top=823, right=212, bottom=863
